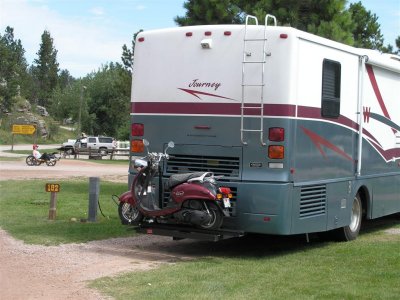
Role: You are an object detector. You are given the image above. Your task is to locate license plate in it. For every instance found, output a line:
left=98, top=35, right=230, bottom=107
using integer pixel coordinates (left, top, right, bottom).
left=223, top=198, right=231, bottom=208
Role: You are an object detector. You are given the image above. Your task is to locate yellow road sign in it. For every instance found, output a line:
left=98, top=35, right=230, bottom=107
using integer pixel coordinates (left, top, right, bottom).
left=12, top=124, right=36, bottom=135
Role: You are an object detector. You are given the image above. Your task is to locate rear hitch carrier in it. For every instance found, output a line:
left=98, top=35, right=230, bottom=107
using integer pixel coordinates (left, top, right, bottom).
left=133, top=223, right=245, bottom=242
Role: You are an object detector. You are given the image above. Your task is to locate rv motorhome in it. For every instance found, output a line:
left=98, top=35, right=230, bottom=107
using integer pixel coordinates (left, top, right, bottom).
left=128, top=15, right=400, bottom=241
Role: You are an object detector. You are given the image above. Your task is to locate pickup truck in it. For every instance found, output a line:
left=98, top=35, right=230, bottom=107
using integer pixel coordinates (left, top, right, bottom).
left=75, top=136, right=116, bottom=156
left=62, top=139, right=77, bottom=154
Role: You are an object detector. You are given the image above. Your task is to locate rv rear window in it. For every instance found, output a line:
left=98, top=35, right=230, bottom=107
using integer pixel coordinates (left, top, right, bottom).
left=321, top=59, right=341, bottom=118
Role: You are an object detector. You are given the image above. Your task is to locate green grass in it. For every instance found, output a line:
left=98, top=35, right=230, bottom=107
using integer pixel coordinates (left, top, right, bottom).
left=91, top=218, right=400, bottom=300
left=83, top=159, right=130, bottom=164
left=0, top=156, right=23, bottom=161
left=3, top=149, right=60, bottom=155
left=1, top=178, right=398, bottom=299
left=0, top=180, right=133, bottom=245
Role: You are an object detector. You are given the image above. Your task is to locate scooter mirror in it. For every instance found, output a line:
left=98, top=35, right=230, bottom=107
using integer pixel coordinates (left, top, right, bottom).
left=143, top=139, right=150, bottom=147
left=168, top=141, right=175, bottom=149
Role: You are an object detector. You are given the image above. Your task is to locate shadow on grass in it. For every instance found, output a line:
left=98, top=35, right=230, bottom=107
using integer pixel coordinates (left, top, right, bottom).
left=99, top=213, right=399, bottom=262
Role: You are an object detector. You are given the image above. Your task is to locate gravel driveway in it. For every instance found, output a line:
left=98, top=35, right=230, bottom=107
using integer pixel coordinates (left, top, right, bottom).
left=0, top=156, right=201, bottom=299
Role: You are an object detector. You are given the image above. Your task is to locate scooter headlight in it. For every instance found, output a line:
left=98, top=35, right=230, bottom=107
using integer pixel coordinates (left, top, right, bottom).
left=134, top=158, right=148, bottom=170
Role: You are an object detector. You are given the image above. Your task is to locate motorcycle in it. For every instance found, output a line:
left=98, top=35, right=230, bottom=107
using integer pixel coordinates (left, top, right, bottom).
left=118, top=140, right=232, bottom=230
left=26, top=152, right=61, bottom=166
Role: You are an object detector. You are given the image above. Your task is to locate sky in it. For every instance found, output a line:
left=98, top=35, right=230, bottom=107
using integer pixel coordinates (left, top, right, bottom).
left=1, top=0, right=399, bottom=78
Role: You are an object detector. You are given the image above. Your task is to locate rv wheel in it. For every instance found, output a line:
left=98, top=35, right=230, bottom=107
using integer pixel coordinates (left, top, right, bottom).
left=334, top=193, right=362, bottom=241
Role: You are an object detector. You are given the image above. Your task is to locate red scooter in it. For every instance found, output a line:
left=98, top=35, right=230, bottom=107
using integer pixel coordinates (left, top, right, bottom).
left=118, top=140, right=232, bottom=230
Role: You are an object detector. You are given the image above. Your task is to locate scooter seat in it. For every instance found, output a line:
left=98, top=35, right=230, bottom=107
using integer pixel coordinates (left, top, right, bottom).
left=167, top=172, right=206, bottom=189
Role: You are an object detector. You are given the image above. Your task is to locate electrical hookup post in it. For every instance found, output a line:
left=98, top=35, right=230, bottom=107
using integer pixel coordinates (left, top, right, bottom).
left=46, top=183, right=60, bottom=220
left=88, top=177, right=100, bottom=222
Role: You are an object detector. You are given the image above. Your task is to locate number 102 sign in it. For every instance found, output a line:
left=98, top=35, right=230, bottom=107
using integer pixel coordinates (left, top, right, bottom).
left=45, top=183, right=60, bottom=193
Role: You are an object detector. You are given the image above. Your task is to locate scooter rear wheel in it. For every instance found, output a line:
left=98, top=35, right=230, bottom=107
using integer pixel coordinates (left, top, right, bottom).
left=198, top=202, right=223, bottom=230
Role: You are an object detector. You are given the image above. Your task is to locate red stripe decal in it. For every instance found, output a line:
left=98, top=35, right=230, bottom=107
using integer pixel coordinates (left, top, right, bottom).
left=178, top=88, right=237, bottom=101
left=366, top=65, right=396, bottom=134
left=130, top=101, right=397, bottom=161
left=131, top=102, right=296, bottom=117
left=301, top=126, right=354, bottom=162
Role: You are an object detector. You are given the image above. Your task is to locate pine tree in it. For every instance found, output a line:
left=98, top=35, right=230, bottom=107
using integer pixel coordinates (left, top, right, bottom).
left=32, top=30, right=59, bottom=107
left=349, top=2, right=384, bottom=50
left=0, top=26, right=28, bottom=111
left=121, top=30, right=143, bottom=74
left=174, top=0, right=243, bottom=25
left=175, top=0, right=356, bottom=45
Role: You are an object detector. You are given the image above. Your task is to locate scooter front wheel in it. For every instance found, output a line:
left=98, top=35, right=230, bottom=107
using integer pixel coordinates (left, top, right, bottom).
left=198, top=202, right=223, bottom=230
left=118, top=202, right=143, bottom=225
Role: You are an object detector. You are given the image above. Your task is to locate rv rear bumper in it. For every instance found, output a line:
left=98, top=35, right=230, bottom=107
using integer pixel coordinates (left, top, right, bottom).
left=229, top=181, right=294, bottom=235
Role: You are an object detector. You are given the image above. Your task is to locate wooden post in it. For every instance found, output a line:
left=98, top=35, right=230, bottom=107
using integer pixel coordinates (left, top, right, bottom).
left=48, top=192, right=57, bottom=220
left=46, top=183, right=60, bottom=220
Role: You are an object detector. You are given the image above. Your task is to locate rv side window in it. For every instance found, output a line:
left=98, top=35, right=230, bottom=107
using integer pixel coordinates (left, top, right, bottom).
left=321, top=59, right=341, bottom=118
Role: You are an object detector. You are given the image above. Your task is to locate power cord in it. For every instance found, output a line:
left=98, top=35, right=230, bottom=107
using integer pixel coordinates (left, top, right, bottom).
left=97, top=194, right=121, bottom=219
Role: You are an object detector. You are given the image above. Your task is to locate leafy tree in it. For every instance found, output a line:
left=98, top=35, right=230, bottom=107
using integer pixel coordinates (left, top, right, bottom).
left=175, top=0, right=243, bottom=25
left=348, top=2, right=384, bottom=50
left=121, top=30, right=143, bottom=74
left=84, top=63, right=131, bottom=139
left=49, top=81, right=85, bottom=124
left=32, top=30, right=59, bottom=107
left=0, top=26, right=28, bottom=111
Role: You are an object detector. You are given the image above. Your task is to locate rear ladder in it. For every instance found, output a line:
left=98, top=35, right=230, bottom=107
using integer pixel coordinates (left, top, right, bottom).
left=241, top=14, right=277, bottom=146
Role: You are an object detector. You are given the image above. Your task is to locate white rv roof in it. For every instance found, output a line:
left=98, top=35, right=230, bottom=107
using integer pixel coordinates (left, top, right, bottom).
left=138, top=24, right=400, bottom=73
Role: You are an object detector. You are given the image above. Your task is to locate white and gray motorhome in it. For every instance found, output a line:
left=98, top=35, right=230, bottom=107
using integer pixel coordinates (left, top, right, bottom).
left=128, top=15, right=400, bottom=240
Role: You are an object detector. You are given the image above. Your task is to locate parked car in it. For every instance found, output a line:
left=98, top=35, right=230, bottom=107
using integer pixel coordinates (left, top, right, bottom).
left=75, top=136, right=116, bottom=156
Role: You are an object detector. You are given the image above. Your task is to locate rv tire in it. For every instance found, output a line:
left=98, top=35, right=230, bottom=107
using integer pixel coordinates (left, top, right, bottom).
left=334, top=193, right=362, bottom=241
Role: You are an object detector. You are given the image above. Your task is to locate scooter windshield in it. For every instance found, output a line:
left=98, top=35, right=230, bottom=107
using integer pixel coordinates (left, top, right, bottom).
left=133, top=167, right=161, bottom=211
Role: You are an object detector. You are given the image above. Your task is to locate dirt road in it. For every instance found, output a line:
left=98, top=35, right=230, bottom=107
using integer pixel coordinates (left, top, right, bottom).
left=0, top=159, right=129, bottom=182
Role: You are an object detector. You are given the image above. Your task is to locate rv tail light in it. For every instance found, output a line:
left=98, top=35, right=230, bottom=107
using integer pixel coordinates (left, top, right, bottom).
left=132, top=123, right=144, bottom=136
left=186, top=32, right=193, bottom=37
left=131, top=139, right=144, bottom=153
left=205, top=31, right=212, bottom=36
left=224, top=31, right=231, bottom=36
left=280, top=34, right=288, bottom=39
left=138, top=37, right=145, bottom=42
left=268, top=145, right=284, bottom=159
left=269, top=127, right=284, bottom=141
